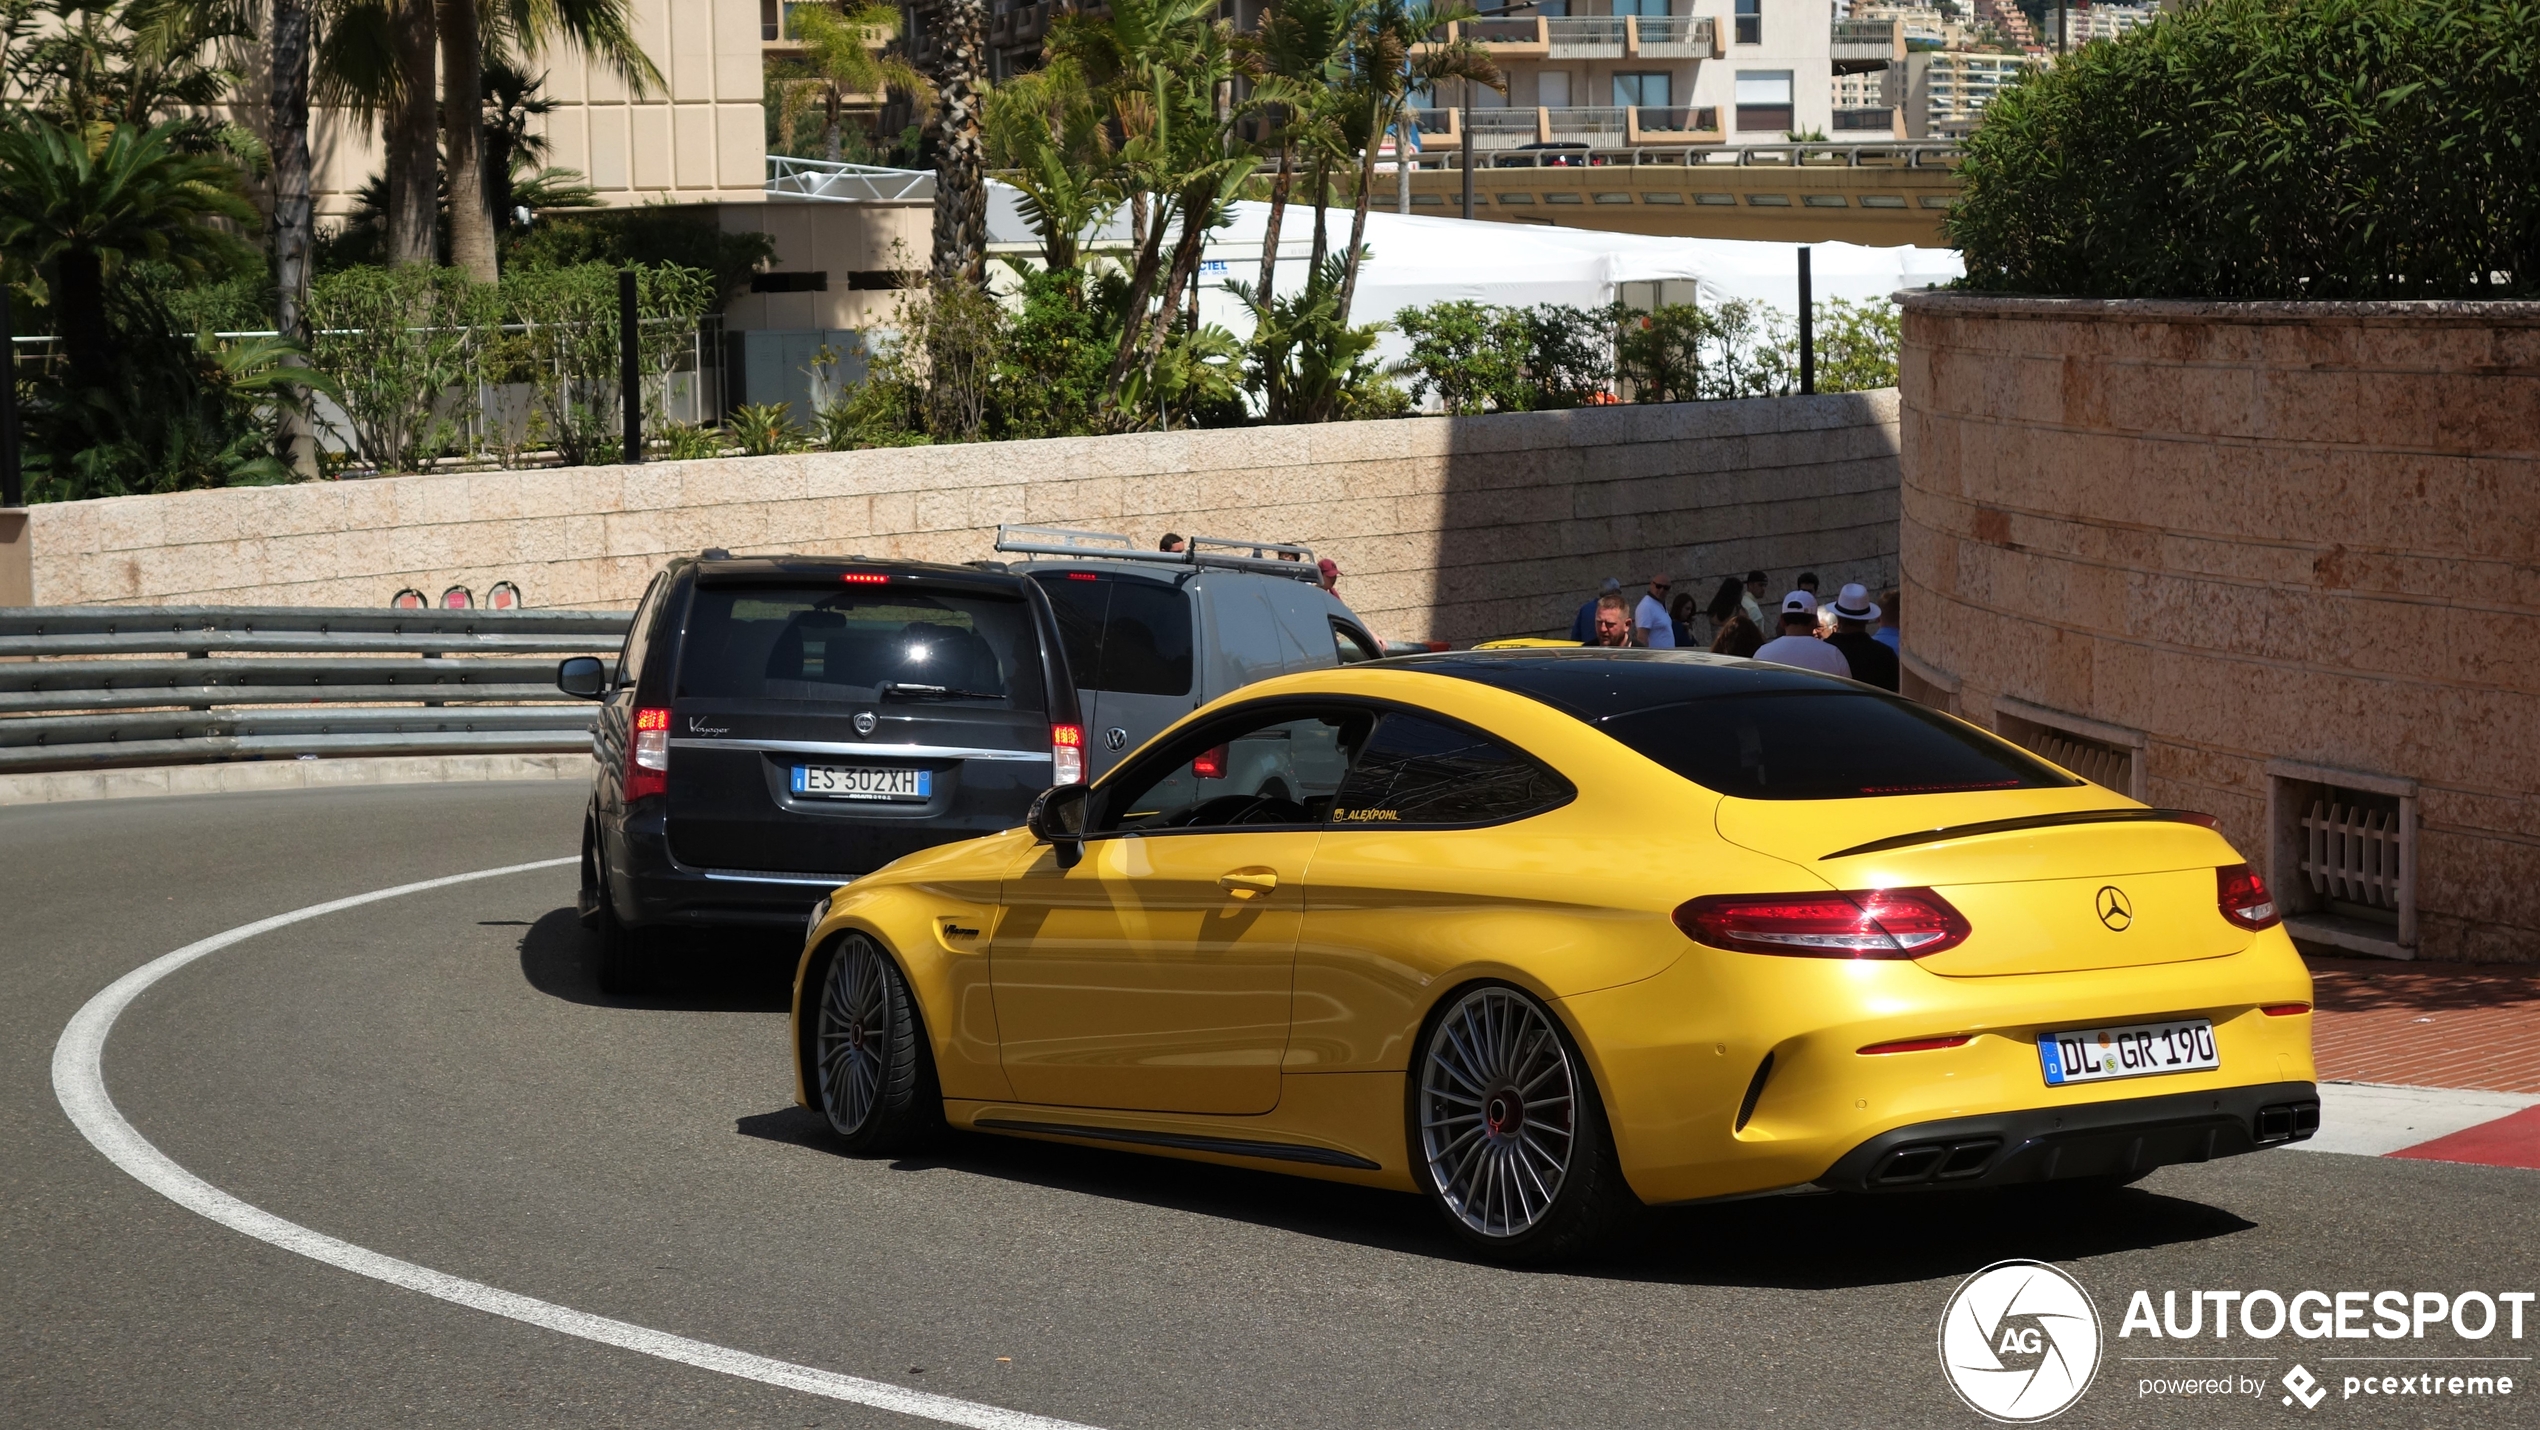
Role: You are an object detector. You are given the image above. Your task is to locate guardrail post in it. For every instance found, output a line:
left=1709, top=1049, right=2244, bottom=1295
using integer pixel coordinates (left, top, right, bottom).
left=618, top=268, right=642, bottom=465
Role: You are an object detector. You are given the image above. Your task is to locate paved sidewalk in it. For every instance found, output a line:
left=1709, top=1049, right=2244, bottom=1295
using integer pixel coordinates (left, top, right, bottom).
left=2296, top=955, right=2540, bottom=1171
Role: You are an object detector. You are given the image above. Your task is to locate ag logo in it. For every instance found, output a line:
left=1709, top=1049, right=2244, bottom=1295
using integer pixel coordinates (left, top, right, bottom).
left=1939, top=1259, right=2101, bottom=1422
left=1104, top=727, right=1129, bottom=752
left=852, top=710, right=877, bottom=737
left=2095, top=885, right=2133, bottom=932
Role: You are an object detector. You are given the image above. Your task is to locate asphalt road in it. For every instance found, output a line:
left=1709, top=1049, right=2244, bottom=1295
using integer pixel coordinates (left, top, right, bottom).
left=5, top=781, right=2535, bottom=1429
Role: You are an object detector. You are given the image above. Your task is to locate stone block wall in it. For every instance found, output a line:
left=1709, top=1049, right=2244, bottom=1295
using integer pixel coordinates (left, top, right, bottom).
left=1898, top=293, right=2540, bottom=962
left=24, top=393, right=1901, bottom=647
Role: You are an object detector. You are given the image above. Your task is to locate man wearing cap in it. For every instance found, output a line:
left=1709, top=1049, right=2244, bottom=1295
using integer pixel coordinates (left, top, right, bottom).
left=1634, top=573, right=1677, bottom=649
left=1823, top=583, right=1898, bottom=691
left=1570, top=577, right=1624, bottom=642
left=1741, top=571, right=1769, bottom=628
left=1753, top=591, right=1851, bottom=678
left=1315, top=558, right=1340, bottom=593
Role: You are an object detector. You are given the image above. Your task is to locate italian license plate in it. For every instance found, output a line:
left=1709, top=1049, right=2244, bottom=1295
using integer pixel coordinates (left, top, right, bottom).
left=791, top=764, right=931, bottom=801
left=2040, top=1018, right=2218, bottom=1086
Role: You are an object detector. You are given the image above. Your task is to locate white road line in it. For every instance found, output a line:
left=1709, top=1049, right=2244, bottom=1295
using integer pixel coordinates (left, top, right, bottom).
left=51, top=857, right=1107, bottom=1430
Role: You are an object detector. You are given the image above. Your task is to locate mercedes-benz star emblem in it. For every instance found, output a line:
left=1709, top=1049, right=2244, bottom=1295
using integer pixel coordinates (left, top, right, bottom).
left=2095, top=885, right=2133, bottom=932
left=1104, top=727, right=1129, bottom=752
left=852, top=710, right=877, bottom=737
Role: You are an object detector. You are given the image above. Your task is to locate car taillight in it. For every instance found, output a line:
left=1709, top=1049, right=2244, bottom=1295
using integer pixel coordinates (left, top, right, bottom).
left=1050, top=723, right=1085, bottom=785
left=1192, top=743, right=1229, bottom=780
left=2262, top=1002, right=2312, bottom=1017
left=627, top=707, right=670, bottom=800
left=1858, top=1034, right=1973, bottom=1055
left=2218, top=863, right=2279, bottom=930
left=1673, top=888, right=1972, bottom=960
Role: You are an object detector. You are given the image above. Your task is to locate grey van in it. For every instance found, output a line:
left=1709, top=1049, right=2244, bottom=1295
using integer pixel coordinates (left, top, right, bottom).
left=992, top=526, right=1386, bottom=780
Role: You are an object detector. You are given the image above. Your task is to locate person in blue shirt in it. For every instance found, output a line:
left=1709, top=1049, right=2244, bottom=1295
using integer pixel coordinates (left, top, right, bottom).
left=1873, top=586, right=1901, bottom=652
left=1569, top=576, right=1623, bottom=641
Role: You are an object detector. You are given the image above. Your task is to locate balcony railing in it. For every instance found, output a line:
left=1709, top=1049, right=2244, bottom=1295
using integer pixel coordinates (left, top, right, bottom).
left=1629, top=105, right=1721, bottom=139
left=1546, top=105, right=1631, bottom=142
left=1833, top=106, right=1896, bottom=132
left=1630, top=14, right=1717, bottom=54
left=1545, top=16, right=1626, bottom=54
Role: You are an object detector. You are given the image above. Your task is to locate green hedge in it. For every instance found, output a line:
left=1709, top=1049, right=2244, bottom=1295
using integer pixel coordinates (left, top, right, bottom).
left=1949, top=0, right=2540, bottom=299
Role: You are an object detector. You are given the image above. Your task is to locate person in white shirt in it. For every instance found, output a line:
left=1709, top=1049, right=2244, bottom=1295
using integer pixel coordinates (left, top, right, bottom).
left=1752, top=591, right=1851, bottom=678
left=1634, top=574, right=1676, bottom=649
left=1740, top=570, right=1769, bottom=627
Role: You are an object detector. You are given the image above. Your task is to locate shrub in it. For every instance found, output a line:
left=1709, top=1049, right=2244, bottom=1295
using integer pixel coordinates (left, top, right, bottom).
left=1813, top=298, right=1899, bottom=393
left=1950, top=0, right=2540, bottom=299
left=1391, top=301, right=1535, bottom=415
left=307, top=266, right=487, bottom=474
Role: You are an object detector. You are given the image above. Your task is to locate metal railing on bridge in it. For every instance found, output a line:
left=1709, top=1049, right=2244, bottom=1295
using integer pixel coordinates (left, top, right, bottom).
left=0, top=607, right=633, bottom=773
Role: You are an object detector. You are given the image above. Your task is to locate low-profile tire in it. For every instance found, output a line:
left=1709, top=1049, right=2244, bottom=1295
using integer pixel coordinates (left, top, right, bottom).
left=813, top=933, right=943, bottom=1155
left=592, top=889, right=660, bottom=996
left=1410, top=982, right=1642, bottom=1265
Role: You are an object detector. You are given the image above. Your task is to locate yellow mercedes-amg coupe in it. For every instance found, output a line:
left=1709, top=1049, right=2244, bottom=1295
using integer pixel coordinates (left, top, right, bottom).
left=790, top=650, right=2319, bottom=1261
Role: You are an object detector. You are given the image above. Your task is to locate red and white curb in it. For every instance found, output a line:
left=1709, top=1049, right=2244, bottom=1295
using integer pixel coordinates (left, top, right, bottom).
left=2290, top=1082, right=2540, bottom=1169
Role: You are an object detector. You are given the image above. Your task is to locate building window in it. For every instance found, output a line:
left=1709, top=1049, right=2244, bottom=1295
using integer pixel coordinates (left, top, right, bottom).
left=1613, top=0, right=1668, bottom=14
left=1613, top=71, right=1672, bottom=108
left=1733, top=70, right=1792, bottom=132
left=1734, top=0, right=1760, bottom=43
left=2265, top=759, right=2419, bottom=957
left=1992, top=697, right=2146, bottom=802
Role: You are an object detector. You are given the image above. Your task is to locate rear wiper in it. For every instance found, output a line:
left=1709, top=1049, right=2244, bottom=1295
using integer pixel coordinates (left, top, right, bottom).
left=878, top=682, right=1002, bottom=701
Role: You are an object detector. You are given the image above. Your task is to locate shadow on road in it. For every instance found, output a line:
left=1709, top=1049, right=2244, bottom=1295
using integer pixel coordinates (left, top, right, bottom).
left=730, top=1101, right=2256, bottom=1288
left=514, top=907, right=795, bottom=1013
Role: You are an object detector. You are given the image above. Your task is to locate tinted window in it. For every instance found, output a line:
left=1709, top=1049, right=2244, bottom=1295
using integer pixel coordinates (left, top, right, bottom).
left=618, top=572, right=668, bottom=684
left=675, top=584, right=1046, bottom=711
left=1099, top=709, right=1370, bottom=833
left=1030, top=573, right=1194, bottom=697
left=1329, top=714, right=1572, bottom=826
left=1333, top=621, right=1383, bottom=664
left=1603, top=692, right=2069, bottom=798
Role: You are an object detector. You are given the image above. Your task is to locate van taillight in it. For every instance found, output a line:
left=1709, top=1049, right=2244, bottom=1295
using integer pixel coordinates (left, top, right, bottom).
left=1191, top=743, right=1229, bottom=780
left=1051, top=723, right=1085, bottom=785
left=627, top=707, right=670, bottom=800
left=1673, top=888, right=1971, bottom=960
left=2218, top=864, right=2279, bottom=930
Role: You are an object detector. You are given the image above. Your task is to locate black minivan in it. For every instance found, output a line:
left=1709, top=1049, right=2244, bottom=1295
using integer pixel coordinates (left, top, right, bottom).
left=558, top=551, right=1081, bottom=991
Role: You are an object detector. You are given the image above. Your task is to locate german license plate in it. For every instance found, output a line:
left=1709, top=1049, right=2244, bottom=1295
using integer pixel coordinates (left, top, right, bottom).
left=791, top=764, right=931, bottom=801
left=2040, top=1018, right=2218, bottom=1086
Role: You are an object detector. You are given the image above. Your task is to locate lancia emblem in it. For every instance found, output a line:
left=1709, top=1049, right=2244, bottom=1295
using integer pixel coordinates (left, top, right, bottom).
left=2095, top=885, right=2133, bottom=932
left=1104, top=727, right=1129, bottom=751
left=853, top=710, right=877, bottom=737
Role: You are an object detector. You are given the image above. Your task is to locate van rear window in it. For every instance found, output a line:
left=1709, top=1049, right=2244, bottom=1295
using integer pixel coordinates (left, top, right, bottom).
left=1031, top=573, right=1194, bottom=697
left=676, top=586, right=1046, bottom=710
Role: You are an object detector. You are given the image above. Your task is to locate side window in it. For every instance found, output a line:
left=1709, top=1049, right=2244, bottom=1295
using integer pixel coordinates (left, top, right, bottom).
left=1097, top=708, right=1372, bottom=834
left=617, top=573, right=667, bottom=686
left=1330, top=713, right=1573, bottom=827
left=1332, top=620, right=1383, bottom=664
left=1031, top=573, right=1108, bottom=690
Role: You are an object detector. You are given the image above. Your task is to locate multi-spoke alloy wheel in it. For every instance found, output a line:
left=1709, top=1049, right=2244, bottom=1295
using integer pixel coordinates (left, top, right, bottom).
left=812, top=933, right=940, bottom=1153
left=1418, top=986, right=1580, bottom=1239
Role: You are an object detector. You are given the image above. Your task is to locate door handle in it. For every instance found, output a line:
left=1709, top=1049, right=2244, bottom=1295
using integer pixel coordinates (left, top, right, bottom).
left=1219, top=869, right=1279, bottom=899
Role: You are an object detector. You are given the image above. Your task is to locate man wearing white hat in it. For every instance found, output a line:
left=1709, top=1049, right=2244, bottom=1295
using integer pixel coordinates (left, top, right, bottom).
left=1752, top=591, right=1851, bottom=678
left=1823, top=583, right=1898, bottom=691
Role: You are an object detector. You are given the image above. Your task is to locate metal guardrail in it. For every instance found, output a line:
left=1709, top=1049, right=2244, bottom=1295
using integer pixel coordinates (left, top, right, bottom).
left=0, top=607, right=633, bottom=773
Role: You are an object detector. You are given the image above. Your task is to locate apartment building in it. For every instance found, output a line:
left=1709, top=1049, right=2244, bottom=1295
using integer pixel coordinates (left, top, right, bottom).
left=1901, top=48, right=2037, bottom=137
left=2039, top=2, right=2156, bottom=46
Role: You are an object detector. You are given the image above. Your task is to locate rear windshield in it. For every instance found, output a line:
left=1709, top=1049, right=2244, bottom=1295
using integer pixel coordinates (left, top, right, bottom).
left=1599, top=691, right=2075, bottom=799
left=1031, top=573, right=1194, bottom=697
left=675, top=584, right=1046, bottom=711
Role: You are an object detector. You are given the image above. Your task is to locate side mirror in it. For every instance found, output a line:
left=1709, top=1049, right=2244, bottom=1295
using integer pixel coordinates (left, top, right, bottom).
left=556, top=656, right=609, bottom=699
left=1027, top=783, right=1091, bottom=869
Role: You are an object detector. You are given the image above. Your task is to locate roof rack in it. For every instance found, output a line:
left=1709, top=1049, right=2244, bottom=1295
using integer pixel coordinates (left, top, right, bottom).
left=993, top=524, right=1321, bottom=580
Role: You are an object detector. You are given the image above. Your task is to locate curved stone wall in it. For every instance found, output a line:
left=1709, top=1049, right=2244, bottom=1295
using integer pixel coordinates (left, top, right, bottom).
left=1898, top=293, right=2540, bottom=963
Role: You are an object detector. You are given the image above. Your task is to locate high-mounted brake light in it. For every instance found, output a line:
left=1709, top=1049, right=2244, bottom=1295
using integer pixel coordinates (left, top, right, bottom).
left=841, top=572, right=890, bottom=585
left=1673, top=888, right=1972, bottom=960
left=1065, top=571, right=1100, bottom=581
left=1050, top=724, right=1085, bottom=785
left=2218, top=863, right=2279, bottom=931
left=1191, top=743, right=1229, bottom=780
left=1858, top=1034, right=1973, bottom=1055
left=627, top=707, right=671, bottom=800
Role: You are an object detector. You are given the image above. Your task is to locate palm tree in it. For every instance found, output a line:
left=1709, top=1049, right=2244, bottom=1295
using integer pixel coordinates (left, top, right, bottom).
left=455, top=0, right=663, bottom=278
left=921, top=0, right=991, bottom=287
left=984, top=55, right=1113, bottom=276
left=1243, top=0, right=1355, bottom=304
left=783, top=1, right=930, bottom=164
left=0, top=117, right=260, bottom=393
left=1332, top=0, right=1493, bottom=323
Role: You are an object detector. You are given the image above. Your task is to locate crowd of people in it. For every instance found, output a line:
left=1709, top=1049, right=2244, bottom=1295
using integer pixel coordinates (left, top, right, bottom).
left=1570, top=569, right=1902, bottom=690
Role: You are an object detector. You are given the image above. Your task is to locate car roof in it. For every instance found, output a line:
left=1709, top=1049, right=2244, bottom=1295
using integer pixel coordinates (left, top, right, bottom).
left=1377, top=648, right=1858, bottom=720
left=688, top=553, right=1029, bottom=595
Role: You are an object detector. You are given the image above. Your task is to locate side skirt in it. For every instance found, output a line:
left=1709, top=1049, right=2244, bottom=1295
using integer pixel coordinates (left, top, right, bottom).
left=975, top=1118, right=1381, bottom=1170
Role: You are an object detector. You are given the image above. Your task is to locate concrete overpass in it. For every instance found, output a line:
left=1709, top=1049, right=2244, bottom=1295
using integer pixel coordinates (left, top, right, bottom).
left=1391, top=140, right=1962, bottom=244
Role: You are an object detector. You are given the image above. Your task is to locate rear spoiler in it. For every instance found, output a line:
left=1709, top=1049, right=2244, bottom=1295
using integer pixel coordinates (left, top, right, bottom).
left=1820, top=808, right=2222, bottom=861
left=994, top=524, right=1322, bottom=581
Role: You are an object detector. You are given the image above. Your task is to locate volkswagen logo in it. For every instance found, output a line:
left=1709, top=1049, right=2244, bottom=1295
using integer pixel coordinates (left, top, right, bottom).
left=1104, top=727, right=1128, bottom=752
left=852, top=710, right=877, bottom=737
left=2095, top=886, right=2133, bottom=932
